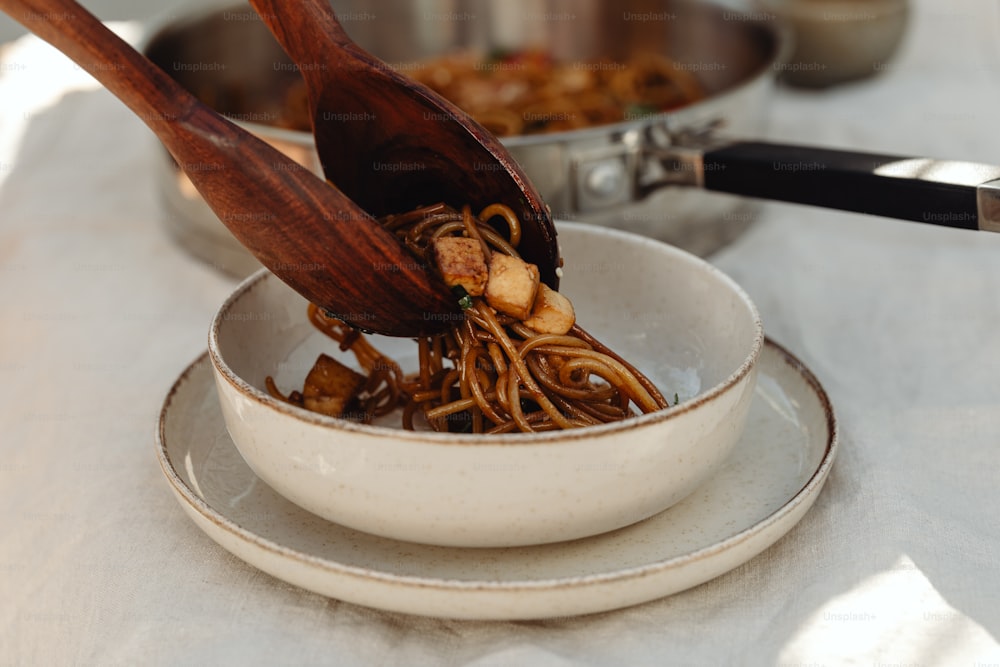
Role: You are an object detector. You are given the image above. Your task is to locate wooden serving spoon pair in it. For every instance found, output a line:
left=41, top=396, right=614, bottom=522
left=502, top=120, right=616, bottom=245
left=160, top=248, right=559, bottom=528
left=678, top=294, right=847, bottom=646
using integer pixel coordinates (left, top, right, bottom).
left=0, top=0, right=558, bottom=337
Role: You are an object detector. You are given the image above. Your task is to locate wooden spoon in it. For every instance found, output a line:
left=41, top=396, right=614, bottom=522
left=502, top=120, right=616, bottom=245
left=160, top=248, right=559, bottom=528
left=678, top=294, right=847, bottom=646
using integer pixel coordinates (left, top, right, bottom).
left=0, top=0, right=459, bottom=337
left=247, top=0, right=561, bottom=289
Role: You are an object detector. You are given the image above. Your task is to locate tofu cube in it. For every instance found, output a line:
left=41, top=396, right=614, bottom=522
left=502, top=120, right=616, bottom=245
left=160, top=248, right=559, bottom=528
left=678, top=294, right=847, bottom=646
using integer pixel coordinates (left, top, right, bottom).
left=523, top=283, right=576, bottom=334
left=302, top=353, right=366, bottom=418
left=431, top=236, right=488, bottom=296
left=484, top=253, right=540, bottom=320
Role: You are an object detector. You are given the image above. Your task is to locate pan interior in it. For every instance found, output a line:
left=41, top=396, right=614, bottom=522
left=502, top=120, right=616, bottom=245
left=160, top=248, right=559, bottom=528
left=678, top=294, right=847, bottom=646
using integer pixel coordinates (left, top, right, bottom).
left=144, top=0, right=782, bottom=122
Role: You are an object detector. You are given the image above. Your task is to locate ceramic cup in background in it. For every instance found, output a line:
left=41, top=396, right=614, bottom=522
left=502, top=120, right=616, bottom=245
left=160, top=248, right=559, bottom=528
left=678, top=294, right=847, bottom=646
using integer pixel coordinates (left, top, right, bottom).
left=758, top=0, right=909, bottom=87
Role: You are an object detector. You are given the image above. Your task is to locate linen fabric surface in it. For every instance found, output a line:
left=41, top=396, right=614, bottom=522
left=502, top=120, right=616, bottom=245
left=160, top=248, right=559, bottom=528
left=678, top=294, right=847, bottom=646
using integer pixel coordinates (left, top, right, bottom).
left=2, top=2, right=999, bottom=664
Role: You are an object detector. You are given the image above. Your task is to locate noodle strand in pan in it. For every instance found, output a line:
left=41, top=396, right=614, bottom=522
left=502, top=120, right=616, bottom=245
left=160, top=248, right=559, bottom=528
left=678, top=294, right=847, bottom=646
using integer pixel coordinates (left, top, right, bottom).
left=278, top=51, right=704, bottom=137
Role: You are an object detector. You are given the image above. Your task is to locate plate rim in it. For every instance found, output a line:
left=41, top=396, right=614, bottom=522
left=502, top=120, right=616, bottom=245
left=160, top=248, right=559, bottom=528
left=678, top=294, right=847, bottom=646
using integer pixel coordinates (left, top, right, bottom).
left=155, top=338, right=838, bottom=595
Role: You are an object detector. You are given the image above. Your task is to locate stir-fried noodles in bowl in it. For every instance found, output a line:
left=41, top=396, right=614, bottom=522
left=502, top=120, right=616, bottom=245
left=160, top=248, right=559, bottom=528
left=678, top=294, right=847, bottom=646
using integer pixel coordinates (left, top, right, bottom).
left=208, top=222, right=763, bottom=547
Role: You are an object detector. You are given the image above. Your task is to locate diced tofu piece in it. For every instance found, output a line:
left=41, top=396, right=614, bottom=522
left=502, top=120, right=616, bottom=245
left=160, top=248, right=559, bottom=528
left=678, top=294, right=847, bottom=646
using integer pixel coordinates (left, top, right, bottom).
left=301, top=353, right=366, bottom=418
left=484, top=253, right=539, bottom=320
left=523, top=283, right=575, bottom=334
left=431, top=236, right=488, bottom=296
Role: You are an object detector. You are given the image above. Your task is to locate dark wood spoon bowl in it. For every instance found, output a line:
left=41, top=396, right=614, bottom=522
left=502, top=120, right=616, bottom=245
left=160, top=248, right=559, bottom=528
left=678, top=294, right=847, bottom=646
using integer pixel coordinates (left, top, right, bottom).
left=248, top=0, right=561, bottom=289
left=0, top=0, right=461, bottom=337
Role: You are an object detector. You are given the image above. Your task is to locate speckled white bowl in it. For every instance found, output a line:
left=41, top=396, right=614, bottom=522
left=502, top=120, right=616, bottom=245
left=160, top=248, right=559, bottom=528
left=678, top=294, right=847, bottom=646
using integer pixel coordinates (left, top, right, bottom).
left=208, top=223, right=763, bottom=547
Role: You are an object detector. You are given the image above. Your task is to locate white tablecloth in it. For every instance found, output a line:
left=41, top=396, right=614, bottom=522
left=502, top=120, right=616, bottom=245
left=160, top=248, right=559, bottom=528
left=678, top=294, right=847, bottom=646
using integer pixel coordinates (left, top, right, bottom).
left=3, top=2, right=1000, bottom=664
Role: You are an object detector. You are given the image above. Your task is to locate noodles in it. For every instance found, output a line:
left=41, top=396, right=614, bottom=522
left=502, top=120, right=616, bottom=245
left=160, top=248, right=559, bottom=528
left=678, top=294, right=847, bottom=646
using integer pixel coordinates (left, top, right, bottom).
left=276, top=50, right=704, bottom=136
left=267, top=203, right=671, bottom=433
left=408, top=50, right=704, bottom=136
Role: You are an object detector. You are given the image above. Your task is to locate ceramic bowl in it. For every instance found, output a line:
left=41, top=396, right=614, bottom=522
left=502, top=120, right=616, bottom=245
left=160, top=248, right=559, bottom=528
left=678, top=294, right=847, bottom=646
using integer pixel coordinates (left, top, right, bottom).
left=208, top=223, right=764, bottom=547
left=758, top=0, right=910, bottom=87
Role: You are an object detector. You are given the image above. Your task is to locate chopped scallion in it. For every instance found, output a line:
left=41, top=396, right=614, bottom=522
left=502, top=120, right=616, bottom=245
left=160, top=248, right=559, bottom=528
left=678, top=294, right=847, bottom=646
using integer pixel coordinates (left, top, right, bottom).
left=451, top=285, right=473, bottom=310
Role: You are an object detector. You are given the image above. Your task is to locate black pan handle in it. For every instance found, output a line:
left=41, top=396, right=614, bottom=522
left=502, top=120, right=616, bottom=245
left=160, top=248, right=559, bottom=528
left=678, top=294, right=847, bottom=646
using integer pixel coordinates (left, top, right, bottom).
left=648, top=140, right=1000, bottom=232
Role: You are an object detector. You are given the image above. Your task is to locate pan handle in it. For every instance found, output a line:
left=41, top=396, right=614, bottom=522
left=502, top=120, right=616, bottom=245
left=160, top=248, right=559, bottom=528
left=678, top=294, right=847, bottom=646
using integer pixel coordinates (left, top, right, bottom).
left=646, top=140, right=1000, bottom=232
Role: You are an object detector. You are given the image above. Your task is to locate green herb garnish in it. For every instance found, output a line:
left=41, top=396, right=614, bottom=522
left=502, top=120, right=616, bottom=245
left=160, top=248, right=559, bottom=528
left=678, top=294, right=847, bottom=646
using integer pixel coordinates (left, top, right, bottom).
left=451, top=285, right=473, bottom=310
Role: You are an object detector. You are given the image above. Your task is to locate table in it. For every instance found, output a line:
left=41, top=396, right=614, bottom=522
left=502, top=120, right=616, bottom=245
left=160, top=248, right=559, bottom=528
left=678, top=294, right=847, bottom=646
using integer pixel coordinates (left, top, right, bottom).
left=2, top=2, right=999, bottom=664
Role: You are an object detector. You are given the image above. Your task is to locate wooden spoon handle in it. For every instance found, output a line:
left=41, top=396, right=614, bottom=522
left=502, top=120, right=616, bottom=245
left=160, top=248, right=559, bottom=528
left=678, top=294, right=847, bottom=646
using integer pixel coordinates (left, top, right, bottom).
left=250, top=0, right=353, bottom=53
left=0, top=0, right=457, bottom=336
left=247, top=0, right=374, bottom=125
left=248, top=0, right=362, bottom=77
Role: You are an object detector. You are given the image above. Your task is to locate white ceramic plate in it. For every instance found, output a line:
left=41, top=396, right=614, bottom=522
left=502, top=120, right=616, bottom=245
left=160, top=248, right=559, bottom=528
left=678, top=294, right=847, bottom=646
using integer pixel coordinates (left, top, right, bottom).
left=156, top=339, right=837, bottom=620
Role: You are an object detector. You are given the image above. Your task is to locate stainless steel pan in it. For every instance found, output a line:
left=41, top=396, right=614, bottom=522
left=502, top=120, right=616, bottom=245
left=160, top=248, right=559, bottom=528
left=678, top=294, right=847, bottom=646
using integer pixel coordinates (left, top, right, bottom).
left=143, top=0, right=1000, bottom=277
left=143, top=0, right=786, bottom=273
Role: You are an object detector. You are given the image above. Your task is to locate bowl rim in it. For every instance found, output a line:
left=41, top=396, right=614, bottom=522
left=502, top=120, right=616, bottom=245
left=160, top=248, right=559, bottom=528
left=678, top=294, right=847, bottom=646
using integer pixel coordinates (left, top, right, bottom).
left=207, top=222, right=764, bottom=445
